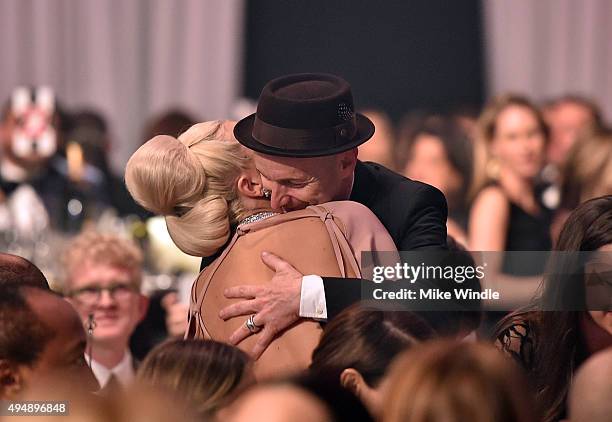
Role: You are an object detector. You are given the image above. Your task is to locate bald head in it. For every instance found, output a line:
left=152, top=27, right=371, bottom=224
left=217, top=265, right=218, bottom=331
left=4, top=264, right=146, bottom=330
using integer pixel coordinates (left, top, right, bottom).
left=569, top=348, right=612, bottom=422
left=0, top=253, right=49, bottom=289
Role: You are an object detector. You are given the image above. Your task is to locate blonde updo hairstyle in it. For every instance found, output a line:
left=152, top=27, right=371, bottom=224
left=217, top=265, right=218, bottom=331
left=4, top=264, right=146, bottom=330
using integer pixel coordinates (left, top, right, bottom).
left=125, top=121, right=252, bottom=257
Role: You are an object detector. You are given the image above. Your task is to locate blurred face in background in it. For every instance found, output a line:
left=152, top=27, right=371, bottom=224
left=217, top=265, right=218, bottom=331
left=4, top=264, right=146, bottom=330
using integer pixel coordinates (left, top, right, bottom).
left=67, top=262, right=147, bottom=347
left=545, top=101, right=594, bottom=165
left=491, top=105, right=545, bottom=180
left=0, top=111, right=58, bottom=170
left=18, top=289, right=99, bottom=395
left=586, top=243, right=612, bottom=336
left=226, top=385, right=332, bottom=422
left=403, top=134, right=462, bottom=198
left=358, top=110, right=396, bottom=170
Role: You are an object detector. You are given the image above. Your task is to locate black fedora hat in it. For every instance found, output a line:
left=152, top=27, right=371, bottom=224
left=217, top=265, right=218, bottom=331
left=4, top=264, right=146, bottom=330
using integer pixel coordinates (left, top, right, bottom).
left=234, top=73, right=374, bottom=157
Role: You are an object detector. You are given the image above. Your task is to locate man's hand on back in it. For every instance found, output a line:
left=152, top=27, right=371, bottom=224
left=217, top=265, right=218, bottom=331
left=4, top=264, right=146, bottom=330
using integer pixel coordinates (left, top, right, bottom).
left=219, top=251, right=303, bottom=359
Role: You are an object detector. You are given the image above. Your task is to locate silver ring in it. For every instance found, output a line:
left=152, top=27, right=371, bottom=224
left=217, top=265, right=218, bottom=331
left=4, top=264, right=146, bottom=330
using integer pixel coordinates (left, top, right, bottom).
left=245, top=314, right=261, bottom=333
left=262, top=188, right=271, bottom=199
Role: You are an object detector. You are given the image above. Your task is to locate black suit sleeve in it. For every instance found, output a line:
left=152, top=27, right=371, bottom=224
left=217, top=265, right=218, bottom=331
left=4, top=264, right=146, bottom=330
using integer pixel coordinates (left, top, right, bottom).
left=323, top=277, right=363, bottom=320
left=395, top=182, right=448, bottom=251
left=322, top=182, right=448, bottom=320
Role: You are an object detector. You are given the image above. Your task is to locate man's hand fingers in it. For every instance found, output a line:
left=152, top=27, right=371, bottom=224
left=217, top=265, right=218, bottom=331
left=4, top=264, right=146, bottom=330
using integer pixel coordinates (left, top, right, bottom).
left=251, top=327, right=276, bottom=360
left=219, top=299, right=262, bottom=320
left=224, top=285, right=260, bottom=299
left=260, top=251, right=295, bottom=273
left=229, top=324, right=253, bottom=346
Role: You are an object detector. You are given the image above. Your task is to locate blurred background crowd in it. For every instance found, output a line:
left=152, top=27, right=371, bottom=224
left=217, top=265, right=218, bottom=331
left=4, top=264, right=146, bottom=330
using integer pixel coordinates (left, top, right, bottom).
left=1, top=1, right=611, bottom=422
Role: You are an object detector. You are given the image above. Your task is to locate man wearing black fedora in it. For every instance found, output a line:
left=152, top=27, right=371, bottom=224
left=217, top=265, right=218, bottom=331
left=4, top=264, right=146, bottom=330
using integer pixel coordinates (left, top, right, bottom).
left=215, top=73, right=448, bottom=357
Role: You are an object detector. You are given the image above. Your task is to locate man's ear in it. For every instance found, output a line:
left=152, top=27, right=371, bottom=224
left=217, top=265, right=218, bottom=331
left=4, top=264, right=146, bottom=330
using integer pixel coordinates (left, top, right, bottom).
left=0, top=359, right=25, bottom=400
left=237, top=174, right=263, bottom=198
left=338, top=148, right=358, bottom=174
left=339, top=368, right=366, bottom=397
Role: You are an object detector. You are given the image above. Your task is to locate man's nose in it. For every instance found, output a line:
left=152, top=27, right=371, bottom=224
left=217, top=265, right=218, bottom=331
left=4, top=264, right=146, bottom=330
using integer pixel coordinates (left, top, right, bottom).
left=97, top=290, right=116, bottom=307
left=270, top=189, right=290, bottom=212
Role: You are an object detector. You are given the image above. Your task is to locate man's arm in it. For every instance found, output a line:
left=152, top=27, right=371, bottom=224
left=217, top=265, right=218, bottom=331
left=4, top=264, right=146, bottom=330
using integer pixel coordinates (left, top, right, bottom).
left=394, top=181, right=448, bottom=251
left=221, top=183, right=448, bottom=356
left=322, top=182, right=448, bottom=318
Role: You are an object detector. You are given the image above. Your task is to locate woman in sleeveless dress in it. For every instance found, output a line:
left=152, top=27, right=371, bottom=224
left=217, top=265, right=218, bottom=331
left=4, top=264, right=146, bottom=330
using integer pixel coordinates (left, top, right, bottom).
left=467, top=95, right=552, bottom=335
left=125, top=121, right=398, bottom=379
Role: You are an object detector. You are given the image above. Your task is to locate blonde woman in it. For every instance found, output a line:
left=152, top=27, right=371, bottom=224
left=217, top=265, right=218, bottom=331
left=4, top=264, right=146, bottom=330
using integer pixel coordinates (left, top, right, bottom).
left=125, top=121, right=398, bottom=379
left=552, top=127, right=612, bottom=242
left=469, top=94, right=552, bottom=257
left=137, top=339, right=253, bottom=420
left=383, top=341, right=536, bottom=422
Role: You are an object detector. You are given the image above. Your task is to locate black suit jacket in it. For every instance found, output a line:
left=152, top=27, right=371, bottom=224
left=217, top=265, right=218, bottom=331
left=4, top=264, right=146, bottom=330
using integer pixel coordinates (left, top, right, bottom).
left=199, top=161, right=448, bottom=319
left=322, top=161, right=448, bottom=318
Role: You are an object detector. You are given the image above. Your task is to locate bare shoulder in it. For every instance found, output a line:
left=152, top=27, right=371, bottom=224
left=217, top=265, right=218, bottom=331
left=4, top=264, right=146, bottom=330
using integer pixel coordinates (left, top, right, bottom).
left=321, top=200, right=378, bottom=220
left=468, top=186, right=510, bottom=250
left=472, top=185, right=509, bottom=212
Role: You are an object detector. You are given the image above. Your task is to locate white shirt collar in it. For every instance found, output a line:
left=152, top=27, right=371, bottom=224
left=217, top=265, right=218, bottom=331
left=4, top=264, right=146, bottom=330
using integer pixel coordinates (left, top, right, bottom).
left=88, top=350, right=135, bottom=388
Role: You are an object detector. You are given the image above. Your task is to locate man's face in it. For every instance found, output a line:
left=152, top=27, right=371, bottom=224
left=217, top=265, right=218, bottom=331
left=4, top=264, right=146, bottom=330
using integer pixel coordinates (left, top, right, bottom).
left=0, top=112, right=57, bottom=169
left=67, top=263, right=147, bottom=345
left=22, top=289, right=98, bottom=393
left=253, top=150, right=356, bottom=212
left=545, top=102, right=594, bottom=165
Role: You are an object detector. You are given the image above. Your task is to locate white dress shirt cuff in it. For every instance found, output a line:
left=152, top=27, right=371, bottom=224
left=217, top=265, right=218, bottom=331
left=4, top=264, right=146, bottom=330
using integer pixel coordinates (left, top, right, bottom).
left=299, top=275, right=327, bottom=320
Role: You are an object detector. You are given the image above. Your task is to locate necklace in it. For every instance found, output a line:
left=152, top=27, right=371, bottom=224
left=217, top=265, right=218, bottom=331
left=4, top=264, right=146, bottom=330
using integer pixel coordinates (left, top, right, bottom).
left=238, top=211, right=278, bottom=226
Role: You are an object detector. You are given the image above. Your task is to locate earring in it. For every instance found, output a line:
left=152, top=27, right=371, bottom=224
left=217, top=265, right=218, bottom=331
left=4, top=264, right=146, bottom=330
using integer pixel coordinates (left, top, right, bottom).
left=262, top=188, right=271, bottom=199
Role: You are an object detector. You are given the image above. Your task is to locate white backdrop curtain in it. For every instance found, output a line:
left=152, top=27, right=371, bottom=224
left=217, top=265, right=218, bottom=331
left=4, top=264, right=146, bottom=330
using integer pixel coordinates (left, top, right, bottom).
left=483, top=0, right=612, bottom=121
left=0, top=0, right=245, bottom=172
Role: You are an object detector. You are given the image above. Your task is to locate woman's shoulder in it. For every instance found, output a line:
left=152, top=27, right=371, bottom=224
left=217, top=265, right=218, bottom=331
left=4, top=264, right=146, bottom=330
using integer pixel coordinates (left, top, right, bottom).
left=473, top=184, right=509, bottom=208
left=314, top=200, right=389, bottom=234
left=314, top=200, right=375, bottom=217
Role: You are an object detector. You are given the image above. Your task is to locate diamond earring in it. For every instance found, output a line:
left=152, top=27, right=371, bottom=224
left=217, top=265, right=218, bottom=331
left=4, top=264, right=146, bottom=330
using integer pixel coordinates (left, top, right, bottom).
left=262, top=188, right=272, bottom=199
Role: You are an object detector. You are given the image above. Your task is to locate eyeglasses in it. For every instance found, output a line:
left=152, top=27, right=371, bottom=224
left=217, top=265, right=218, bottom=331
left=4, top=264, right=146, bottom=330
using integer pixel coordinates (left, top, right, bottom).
left=68, top=282, right=139, bottom=305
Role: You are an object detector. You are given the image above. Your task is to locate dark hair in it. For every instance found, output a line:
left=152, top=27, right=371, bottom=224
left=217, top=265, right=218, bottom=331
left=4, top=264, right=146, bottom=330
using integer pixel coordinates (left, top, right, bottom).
left=0, top=253, right=50, bottom=289
left=309, top=305, right=435, bottom=388
left=406, top=116, right=473, bottom=209
left=137, top=339, right=252, bottom=418
left=294, top=373, right=375, bottom=422
left=142, top=109, right=197, bottom=144
left=496, top=195, right=612, bottom=422
left=417, top=236, right=482, bottom=336
left=0, top=284, right=54, bottom=365
left=66, top=110, right=111, bottom=173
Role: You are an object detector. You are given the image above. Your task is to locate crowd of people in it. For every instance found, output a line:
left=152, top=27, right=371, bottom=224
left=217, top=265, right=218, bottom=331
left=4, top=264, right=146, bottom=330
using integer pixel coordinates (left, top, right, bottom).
left=0, top=73, right=610, bottom=422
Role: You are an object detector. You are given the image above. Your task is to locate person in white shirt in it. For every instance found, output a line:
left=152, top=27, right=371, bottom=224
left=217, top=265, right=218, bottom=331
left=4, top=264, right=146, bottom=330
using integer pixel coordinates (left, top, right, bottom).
left=63, top=230, right=148, bottom=389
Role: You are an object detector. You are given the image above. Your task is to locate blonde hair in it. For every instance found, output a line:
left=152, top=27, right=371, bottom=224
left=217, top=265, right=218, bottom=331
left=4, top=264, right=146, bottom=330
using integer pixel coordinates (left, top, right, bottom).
left=125, top=121, right=252, bottom=257
left=470, top=94, right=548, bottom=200
left=63, top=230, right=143, bottom=288
left=561, top=127, right=612, bottom=209
left=384, top=341, right=536, bottom=422
left=137, top=339, right=252, bottom=419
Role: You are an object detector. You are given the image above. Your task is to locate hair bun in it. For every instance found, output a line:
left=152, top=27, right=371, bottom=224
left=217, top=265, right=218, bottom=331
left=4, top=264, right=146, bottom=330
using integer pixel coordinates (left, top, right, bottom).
left=166, top=195, right=230, bottom=257
left=125, top=135, right=206, bottom=216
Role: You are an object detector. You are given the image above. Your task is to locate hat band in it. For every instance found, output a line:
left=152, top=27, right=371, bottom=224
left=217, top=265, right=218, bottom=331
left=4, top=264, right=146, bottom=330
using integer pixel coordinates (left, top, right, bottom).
left=252, top=116, right=357, bottom=152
